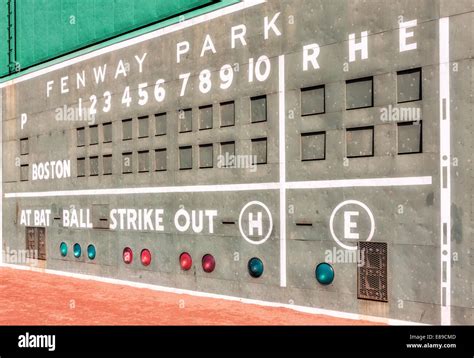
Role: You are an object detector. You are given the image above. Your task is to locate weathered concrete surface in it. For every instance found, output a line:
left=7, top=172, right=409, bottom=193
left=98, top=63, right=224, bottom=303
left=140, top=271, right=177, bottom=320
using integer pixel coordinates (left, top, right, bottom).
left=1, top=0, right=473, bottom=324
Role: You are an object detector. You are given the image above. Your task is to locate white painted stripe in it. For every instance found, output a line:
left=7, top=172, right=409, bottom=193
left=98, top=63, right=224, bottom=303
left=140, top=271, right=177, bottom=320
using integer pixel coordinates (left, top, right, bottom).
left=4, top=182, right=281, bottom=198
left=439, top=17, right=451, bottom=326
left=0, top=263, right=427, bottom=326
left=278, top=55, right=287, bottom=288
left=0, top=0, right=266, bottom=89
left=4, top=176, right=433, bottom=198
left=286, top=176, right=433, bottom=189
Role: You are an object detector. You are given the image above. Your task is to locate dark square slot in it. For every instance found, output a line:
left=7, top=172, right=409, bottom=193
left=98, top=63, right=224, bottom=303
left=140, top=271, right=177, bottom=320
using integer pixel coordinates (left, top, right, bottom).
left=103, top=155, right=112, bottom=175
left=346, top=126, right=374, bottom=158
left=155, top=113, right=167, bottom=136
left=220, top=101, right=235, bottom=127
left=89, top=125, right=99, bottom=145
left=398, top=121, right=422, bottom=154
left=301, top=132, right=326, bottom=161
left=251, top=95, right=267, bottom=123
left=220, top=141, right=235, bottom=158
left=199, top=105, right=213, bottom=130
left=252, top=138, right=267, bottom=164
left=138, top=150, right=150, bottom=172
left=122, top=119, right=133, bottom=141
left=138, top=116, right=149, bottom=138
left=301, top=85, right=325, bottom=116
left=89, top=156, right=99, bottom=176
left=155, top=149, right=167, bottom=171
left=122, top=152, right=133, bottom=174
left=91, top=204, right=109, bottom=229
left=199, top=144, right=213, bottom=169
left=20, top=164, right=29, bottom=181
left=179, top=146, right=193, bottom=170
left=77, top=158, right=86, bottom=177
left=346, top=77, right=373, bottom=110
left=397, top=68, right=422, bottom=103
left=102, top=122, right=112, bottom=143
left=77, top=127, right=85, bottom=147
left=20, top=137, right=29, bottom=155
left=179, top=109, right=193, bottom=133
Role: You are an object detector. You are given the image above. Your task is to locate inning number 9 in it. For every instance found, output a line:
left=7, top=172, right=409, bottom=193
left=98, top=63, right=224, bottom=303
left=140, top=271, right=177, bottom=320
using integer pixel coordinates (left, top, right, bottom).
left=220, top=64, right=233, bottom=90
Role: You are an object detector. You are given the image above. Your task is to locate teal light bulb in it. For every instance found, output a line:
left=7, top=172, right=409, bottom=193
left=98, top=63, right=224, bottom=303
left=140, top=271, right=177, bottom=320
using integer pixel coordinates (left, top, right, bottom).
left=315, top=263, right=335, bottom=285
left=248, top=257, right=264, bottom=278
left=87, top=245, right=96, bottom=260
left=73, top=243, right=81, bottom=258
left=59, top=242, right=68, bottom=257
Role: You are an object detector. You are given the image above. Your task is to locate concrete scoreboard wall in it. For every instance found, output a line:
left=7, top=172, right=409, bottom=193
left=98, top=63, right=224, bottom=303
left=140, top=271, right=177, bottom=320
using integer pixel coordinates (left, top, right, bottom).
left=1, top=0, right=473, bottom=325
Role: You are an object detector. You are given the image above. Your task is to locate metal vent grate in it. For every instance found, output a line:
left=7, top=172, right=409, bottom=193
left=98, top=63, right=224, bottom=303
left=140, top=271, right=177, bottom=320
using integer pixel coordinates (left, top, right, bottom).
left=26, top=228, right=36, bottom=257
left=25, top=227, right=46, bottom=260
left=358, top=241, right=388, bottom=302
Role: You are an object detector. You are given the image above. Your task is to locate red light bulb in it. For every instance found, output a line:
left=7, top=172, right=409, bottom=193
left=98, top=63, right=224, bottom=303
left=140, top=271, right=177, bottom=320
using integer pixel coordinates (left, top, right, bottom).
left=141, top=249, right=152, bottom=266
left=202, top=254, right=215, bottom=273
left=180, top=252, right=193, bottom=271
left=123, top=247, right=133, bottom=264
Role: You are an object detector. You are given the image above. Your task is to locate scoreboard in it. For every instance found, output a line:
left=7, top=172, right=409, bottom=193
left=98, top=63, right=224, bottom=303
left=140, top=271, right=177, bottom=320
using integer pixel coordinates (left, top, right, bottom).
left=1, top=0, right=473, bottom=325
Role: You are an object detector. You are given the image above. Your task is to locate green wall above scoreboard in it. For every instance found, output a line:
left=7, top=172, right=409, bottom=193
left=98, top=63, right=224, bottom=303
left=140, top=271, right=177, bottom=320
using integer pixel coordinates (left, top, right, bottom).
left=0, top=0, right=9, bottom=77
left=1, top=0, right=236, bottom=78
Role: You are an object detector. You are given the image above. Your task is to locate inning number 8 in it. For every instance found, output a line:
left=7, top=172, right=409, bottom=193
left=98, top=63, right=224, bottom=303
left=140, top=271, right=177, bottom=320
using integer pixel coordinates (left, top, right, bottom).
left=199, top=69, right=212, bottom=94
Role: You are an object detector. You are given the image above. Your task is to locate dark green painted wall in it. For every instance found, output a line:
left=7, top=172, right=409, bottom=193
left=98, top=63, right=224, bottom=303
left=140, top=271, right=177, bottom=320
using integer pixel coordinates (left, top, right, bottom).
left=0, top=0, right=9, bottom=77
left=1, top=0, right=218, bottom=77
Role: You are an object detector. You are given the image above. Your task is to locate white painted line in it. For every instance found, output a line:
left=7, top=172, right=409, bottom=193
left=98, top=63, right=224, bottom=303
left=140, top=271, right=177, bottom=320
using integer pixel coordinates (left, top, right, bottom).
left=0, top=0, right=266, bottom=89
left=286, top=176, right=432, bottom=189
left=439, top=17, right=451, bottom=326
left=278, top=54, right=287, bottom=288
left=4, top=182, right=281, bottom=198
left=4, top=176, right=433, bottom=198
left=0, top=262, right=427, bottom=326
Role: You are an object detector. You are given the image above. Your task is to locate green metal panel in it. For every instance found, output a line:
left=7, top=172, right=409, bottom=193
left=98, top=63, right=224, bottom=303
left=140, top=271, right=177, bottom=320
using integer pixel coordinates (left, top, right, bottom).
left=1, top=0, right=238, bottom=80
left=12, top=0, right=217, bottom=73
left=0, top=0, right=9, bottom=77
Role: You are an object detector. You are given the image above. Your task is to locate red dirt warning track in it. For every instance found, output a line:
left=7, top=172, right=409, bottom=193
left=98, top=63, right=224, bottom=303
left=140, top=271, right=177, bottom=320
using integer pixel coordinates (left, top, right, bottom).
left=0, top=268, right=379, bottom=325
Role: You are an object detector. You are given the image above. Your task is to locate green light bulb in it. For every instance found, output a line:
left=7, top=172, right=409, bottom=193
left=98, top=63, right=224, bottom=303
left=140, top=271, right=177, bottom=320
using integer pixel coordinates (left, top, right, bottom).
left=73, top=243, right=81, bottom=258
left=248, top=257, right=264, bottom=278
left=315, top=263, right=334, bottom=285
left=59, top=242, right=68, bottom=257
left=87, top=245, right=96, bottom=260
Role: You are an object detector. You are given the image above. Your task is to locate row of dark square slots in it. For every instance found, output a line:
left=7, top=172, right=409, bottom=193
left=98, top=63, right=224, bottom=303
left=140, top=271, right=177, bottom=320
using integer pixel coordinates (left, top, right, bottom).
left=18, top=69, right=422, bottom=180
left=76, top=68, right=422, bottom=144
left=75, top=119, right=421, bottom=177
left=76, top=139, right=269, bottom=177
left=74, top=69, right=422, bottom=176
left=75, top=95, right=268, bottom=176
left=76, top=95, right=267, bottom=146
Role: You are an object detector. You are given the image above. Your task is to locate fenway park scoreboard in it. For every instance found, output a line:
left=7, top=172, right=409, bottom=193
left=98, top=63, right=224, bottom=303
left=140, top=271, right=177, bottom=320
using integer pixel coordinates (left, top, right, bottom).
left=1, top=0, right=473, bottom=325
